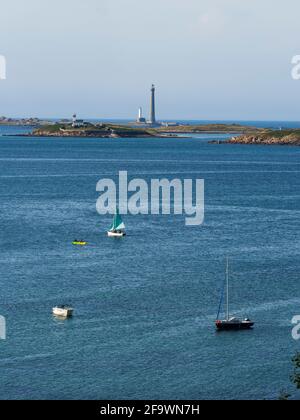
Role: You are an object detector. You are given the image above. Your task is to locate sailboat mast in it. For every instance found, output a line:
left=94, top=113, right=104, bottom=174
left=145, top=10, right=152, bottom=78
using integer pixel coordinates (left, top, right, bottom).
left=226, top=257, right=229, bottom=321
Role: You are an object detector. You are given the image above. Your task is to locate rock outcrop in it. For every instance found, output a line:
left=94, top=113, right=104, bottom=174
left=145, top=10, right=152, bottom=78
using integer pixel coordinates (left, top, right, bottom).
left=227, top=130, right=300, bottom=146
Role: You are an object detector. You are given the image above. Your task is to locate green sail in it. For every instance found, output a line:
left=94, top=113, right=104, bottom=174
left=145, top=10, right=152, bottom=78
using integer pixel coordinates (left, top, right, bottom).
left=109, top=209, right=125, bottom=231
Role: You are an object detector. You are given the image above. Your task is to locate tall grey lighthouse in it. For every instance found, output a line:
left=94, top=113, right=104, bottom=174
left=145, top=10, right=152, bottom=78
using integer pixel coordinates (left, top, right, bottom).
left=149, top=84, right=156, bottom=125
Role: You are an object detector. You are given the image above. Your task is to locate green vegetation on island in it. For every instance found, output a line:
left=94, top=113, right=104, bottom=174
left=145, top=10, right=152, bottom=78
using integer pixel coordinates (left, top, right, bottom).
left=156, top=123, right=263, bottom=134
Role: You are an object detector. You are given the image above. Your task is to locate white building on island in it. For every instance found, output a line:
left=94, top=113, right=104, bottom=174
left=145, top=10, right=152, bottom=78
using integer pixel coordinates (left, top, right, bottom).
left=72, top=113, right=85, bottom=128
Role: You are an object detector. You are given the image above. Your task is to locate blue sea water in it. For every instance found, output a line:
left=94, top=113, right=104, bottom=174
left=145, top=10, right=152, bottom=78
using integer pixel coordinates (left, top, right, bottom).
left=0, top=124, right=300, bottom=400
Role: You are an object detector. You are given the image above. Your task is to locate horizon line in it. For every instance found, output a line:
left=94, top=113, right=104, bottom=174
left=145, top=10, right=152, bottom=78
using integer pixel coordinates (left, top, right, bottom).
left=1, top=116, right=300, bottom=123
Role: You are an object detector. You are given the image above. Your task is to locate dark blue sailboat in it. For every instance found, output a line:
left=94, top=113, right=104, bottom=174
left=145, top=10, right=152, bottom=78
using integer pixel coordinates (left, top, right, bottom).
left=215, top=258, right=254, bottom=331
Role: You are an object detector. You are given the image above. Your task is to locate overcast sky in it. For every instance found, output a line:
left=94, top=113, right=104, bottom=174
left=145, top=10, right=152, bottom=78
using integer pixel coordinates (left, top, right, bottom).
left=0, top=0, right=300, bottom=120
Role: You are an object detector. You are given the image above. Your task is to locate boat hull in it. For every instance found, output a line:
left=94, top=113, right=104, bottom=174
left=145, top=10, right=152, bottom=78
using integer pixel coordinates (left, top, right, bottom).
left=216, top=321, right=254, bottom=331
left=107, top=231, right=126, bottom=238
left=52, top=307, right=74, bottom=318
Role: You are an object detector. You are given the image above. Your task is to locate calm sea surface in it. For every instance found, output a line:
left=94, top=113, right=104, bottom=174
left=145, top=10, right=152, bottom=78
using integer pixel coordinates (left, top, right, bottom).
left=0, top=124, right=300, bottom=400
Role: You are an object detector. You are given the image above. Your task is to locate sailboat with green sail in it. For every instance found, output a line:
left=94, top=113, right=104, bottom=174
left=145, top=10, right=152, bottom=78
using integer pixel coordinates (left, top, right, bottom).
left=107, top=208, right=126, bottom=237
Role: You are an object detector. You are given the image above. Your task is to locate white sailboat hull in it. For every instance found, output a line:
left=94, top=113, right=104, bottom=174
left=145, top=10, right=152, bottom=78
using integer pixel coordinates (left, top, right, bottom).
left=107, top=231, right=126, bottom=237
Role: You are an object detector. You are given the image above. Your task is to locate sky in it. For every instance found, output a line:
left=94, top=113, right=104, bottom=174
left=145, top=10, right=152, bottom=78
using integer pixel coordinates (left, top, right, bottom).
left=0, top=0, right=300, bottom=120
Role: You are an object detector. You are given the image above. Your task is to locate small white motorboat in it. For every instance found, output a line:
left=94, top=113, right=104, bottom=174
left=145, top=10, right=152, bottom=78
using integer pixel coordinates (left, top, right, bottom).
left=52, top=305, right=74, bottom=318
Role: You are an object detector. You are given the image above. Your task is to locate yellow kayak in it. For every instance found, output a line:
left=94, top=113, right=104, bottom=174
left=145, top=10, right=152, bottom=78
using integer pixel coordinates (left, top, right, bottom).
left=72, top=241, right=88, bottom=246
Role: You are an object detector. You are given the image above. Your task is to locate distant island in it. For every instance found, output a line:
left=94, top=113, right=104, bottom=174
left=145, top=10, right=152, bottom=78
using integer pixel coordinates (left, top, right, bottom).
left=31, top=122, right=157, bottom=138
left=27, top=122, right=262, bottom=138
left=2, top=116, right=300, bottom=145
left=0, top=116, right=44, bottom=126
left=224, top=129, right=300, bottom=146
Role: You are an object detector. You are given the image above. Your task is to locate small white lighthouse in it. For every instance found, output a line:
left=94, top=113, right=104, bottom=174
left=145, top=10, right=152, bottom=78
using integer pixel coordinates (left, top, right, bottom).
left=72, top=113, right=77, bottom=127
left=137, top=107, right=146, bottom=123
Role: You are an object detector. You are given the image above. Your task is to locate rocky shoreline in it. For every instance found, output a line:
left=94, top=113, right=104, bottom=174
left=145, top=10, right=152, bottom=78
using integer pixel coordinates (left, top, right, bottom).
left=29, top=130, right=154, bottom=139
left=225, top=130, right=300, bottom=146
left=208, top=129, right=300, bottom=147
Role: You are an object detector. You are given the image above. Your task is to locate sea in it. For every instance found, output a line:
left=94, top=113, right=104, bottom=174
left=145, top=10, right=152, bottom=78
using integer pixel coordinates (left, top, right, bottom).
left=0, top=121, right=300, bottom=400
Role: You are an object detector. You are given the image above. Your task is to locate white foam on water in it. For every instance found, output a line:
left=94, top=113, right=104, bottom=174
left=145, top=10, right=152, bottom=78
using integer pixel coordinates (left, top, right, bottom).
left=235, top=297, right=300, bottom=315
